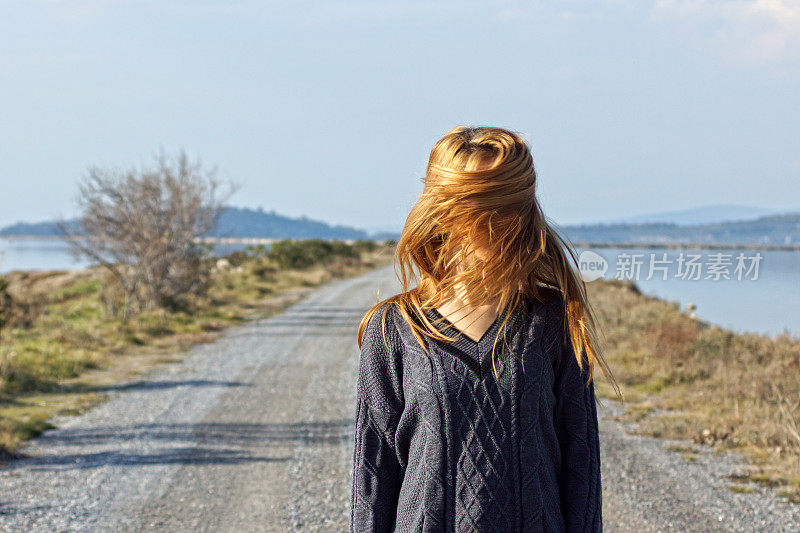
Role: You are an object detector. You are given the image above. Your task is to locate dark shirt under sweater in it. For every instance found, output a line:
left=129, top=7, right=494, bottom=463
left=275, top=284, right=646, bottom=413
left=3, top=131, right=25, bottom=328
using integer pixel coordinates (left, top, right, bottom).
left=349, top=287, right=602, bottom=532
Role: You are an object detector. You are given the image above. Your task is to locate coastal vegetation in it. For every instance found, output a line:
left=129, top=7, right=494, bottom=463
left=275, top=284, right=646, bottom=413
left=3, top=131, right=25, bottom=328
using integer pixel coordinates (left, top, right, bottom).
left=590, top=279, right=800, bottom=504
left=0, top=239, right=394, bottom=458
left=0, top=150, right=396, bottom=460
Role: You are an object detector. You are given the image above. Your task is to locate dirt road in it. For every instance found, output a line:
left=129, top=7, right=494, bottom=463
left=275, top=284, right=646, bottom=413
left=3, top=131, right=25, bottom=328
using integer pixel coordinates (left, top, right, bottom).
left=1, top=264, right=797, bottom=532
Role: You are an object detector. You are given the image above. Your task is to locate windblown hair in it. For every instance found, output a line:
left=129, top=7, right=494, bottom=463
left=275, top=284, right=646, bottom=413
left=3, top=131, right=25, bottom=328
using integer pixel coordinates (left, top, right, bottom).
left=357, top=125, right=619, bottom=396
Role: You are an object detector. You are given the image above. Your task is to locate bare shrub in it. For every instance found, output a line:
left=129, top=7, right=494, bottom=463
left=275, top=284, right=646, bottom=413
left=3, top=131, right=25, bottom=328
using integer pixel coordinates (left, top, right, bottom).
left=0, top=278, right=10, bottom=340
left=0, top=278, right=43, bottom=334
left=57, top=150, right=236, bottom=317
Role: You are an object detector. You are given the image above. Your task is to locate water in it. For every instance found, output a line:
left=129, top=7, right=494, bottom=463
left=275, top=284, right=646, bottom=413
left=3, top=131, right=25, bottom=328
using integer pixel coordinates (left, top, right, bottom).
left=2, top=238, right=797, bottom=339
left=575, top=246, right=800, bottom=339
left=0, top=238, right=90, bottom=272
left=0, top=238, right=259, bottom=274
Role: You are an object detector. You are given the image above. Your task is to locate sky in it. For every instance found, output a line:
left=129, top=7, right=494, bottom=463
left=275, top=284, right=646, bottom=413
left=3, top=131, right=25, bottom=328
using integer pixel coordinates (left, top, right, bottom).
left=1, top=0, right=798, bottom=234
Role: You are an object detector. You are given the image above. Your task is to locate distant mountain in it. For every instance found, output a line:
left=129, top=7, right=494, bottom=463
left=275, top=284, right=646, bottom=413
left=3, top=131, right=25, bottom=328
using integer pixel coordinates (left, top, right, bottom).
left=3, top=207, right=797, bottom=246
left=561, top=212, right=800, bottom=246
left=0, top=206, right=370, bottom=240
left=598, top=204, right=787, bottom=226
left=212, top=207, right=368, bottom=239
left=0, top=220, right=80, bottom=237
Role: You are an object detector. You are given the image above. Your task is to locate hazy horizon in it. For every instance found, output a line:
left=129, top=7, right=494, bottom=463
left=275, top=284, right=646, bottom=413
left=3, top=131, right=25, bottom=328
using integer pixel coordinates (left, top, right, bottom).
left=3, top=202, right=800, bottom=237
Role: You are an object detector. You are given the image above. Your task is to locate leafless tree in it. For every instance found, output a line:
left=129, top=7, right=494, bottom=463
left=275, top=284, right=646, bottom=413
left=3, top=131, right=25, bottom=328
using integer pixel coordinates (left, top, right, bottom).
left=57, top=150, right=237, bottom=317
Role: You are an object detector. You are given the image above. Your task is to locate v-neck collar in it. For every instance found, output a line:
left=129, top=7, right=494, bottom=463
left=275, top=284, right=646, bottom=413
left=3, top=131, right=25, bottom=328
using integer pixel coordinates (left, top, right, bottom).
left=426, top=301, right=509, bottom=346
left=423, top=299, right=523, bottom=380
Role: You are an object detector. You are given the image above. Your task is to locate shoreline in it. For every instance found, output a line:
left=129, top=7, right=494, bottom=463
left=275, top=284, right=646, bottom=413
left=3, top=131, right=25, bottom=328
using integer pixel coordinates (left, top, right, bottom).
left=589, top=277, right=800, bottom=505
left=2, top=234, right=798, bottom=250
left=1, top=235, right=396, bottom=246
left=573, top=241, right=800, bottom=251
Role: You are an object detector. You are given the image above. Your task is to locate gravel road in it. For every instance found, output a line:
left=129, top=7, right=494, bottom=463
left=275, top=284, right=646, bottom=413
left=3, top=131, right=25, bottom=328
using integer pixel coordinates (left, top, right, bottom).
left=1, top=264, right=798, bottom=532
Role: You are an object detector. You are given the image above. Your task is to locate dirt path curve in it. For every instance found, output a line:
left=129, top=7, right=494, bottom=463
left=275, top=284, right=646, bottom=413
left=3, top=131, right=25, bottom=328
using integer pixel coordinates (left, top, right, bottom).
left=1, top=264, right=797, bottom=532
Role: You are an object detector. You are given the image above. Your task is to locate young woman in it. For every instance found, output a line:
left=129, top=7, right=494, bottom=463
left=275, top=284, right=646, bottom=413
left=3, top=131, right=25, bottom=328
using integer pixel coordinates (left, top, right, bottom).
left=350, top=126, right=620, bottom=532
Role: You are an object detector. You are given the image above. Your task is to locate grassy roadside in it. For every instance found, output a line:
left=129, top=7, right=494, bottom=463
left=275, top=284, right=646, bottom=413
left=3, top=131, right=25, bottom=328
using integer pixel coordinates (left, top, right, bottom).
left=3, top=248, right=798, bottom=507
left=0, top=240, right=395, bottom=460
left=589, top=279, right=800, bottom=504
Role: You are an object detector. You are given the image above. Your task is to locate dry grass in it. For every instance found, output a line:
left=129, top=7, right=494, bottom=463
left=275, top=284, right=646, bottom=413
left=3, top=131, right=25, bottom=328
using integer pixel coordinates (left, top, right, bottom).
left=590, top=278, right=800, bottom=504
left=0, top=242, right=395, bottom=457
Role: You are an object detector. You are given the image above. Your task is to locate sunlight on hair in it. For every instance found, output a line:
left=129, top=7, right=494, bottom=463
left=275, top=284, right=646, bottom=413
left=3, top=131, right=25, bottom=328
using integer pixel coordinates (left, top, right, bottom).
left=358, top=125, right=620, bottom=397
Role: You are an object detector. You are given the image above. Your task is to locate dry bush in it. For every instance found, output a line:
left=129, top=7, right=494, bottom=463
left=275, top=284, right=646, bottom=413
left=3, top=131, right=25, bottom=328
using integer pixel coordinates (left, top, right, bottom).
left=0, top=277, right=45, bottom=333
left=0, top=278, right=9, bottom=339
left=57, top=150, right=236, bottom=318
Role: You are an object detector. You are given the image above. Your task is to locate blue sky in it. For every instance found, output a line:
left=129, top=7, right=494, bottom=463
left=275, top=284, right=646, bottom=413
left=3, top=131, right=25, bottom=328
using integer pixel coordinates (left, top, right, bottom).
left=1, top=0, right=798, bottom=233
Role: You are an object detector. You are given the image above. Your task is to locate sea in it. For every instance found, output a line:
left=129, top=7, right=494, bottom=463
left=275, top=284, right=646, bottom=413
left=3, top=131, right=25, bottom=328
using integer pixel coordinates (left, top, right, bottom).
left=574, top=246, right=799, bottom=339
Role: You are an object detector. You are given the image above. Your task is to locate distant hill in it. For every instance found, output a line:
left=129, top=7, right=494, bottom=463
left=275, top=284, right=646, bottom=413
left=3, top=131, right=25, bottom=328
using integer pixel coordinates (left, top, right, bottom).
left=3, top=207, right=797, bottom=246
left=212, top=207, right=369, bottom=239
left=0, top=206, right=370, bottom=240
left=561, top=212, right=800, bottom=246
left=361, top=207, right=800, bottom=245
left=0, top=220, right=80, bottom=237
left=602, top=204, right=785, bottom=226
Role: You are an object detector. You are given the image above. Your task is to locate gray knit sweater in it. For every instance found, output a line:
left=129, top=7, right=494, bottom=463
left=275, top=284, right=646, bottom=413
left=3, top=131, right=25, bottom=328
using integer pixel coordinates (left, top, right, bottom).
left=349, top=288, right=602, bottom=532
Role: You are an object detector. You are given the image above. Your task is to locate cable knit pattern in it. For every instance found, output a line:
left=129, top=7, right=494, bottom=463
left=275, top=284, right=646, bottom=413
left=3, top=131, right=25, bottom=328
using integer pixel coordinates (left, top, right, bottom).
left=350, top=288, right=602, bottom=532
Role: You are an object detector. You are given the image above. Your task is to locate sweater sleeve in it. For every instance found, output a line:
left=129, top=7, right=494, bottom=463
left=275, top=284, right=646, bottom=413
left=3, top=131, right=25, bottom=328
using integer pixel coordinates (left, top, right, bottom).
left=350, top=307, right=405, bottom=533
left=552, top=305, right=603, bottom=532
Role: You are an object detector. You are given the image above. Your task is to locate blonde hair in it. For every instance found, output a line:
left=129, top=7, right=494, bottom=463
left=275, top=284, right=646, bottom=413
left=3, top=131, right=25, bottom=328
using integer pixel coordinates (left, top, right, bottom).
left=357, top=125, right=620, bottom=395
